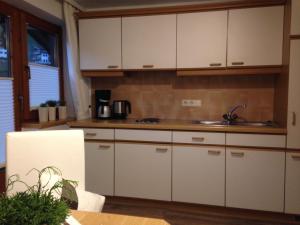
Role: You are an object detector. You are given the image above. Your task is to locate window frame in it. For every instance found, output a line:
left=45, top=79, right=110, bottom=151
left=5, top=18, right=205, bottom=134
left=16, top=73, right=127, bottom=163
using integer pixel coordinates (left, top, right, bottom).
left=20, top=13, right=64, bottom=122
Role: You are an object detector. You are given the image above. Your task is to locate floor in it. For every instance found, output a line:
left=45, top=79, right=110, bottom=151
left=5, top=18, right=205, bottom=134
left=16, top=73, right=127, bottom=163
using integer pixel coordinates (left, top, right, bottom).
left=103, top=197, right=300, bottom=225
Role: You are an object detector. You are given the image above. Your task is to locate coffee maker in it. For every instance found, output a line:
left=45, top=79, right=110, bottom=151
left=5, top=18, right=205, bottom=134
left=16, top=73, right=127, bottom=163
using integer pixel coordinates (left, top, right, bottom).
left=95, top=90, right=111, bottom=119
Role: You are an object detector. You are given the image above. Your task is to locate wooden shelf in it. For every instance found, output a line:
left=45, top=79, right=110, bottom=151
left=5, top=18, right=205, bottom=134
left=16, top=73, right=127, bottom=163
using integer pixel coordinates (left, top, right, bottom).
left=22, top=119, right=71, bottom=129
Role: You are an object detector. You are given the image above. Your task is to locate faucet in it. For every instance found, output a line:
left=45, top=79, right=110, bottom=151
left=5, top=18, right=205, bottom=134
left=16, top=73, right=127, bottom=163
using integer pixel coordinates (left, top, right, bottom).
left=223, top=104, right=247, bottom=123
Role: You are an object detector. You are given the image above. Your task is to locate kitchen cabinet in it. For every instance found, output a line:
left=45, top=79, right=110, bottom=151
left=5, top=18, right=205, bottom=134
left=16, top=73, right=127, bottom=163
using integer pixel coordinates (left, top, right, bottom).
left=227, top=6, right=284, bottom=67
left=285, top=152, right=300, bottom=214
left=173, top=145, right=225, bottom=206
left=177, top=10, right=227, bottom=69
left=287, top=40, right=300, bottom=149
left=85, top=142, right=114, bottom=196
left=115, top=143, right=171, bottom=201
left=79, top=18, right=122, bottom=70
left=122, top=15, right=176, bottom=69
left=226, top=148, right=285, bottom=212
left=291, top=0, right=300, bottom=35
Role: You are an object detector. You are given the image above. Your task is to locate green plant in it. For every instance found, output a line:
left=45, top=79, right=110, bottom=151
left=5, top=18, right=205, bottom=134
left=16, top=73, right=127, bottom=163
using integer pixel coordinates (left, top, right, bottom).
left=39, top=103, right=47, bottom=107
left=57, top=100, right=66, bottom=107
left=45, top=100, right=57, bottom=107
left=0, top=167, right=78, bottom=225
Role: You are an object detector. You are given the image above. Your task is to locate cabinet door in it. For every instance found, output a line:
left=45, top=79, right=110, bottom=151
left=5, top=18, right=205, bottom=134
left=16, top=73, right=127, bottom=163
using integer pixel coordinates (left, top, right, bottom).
left=85, top=142, right=114, bottom=196
left=291, top=0, right=300, bottom=35
left=287, top=40, right=300, bottom=149
left=122, top=15, right=176, bottom=69
left=79, top=18, right=122, bottom=70
left=177, top=11, right=227, bottom=69
left=115, top=143, right=171, bottom=201
left=285, top=152, right=300, bottom=214
left=226, top=148, right=285, bottom=212
left=227, top=6, right=284, bottom=66
left=173, top=145, right=225, bottom=206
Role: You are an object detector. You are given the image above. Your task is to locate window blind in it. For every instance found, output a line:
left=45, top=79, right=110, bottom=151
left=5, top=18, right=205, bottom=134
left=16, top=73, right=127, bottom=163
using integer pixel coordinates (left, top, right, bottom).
left=0, top=79, right=15, bottom=168
left=29, top=63, right=59, bottom=108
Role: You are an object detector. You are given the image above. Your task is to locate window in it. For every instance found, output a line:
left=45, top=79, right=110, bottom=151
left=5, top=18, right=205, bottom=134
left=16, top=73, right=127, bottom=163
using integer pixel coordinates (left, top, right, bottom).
left=0, top=13, right=15, bottom=168
left=21, top=14, right=64, bottom=120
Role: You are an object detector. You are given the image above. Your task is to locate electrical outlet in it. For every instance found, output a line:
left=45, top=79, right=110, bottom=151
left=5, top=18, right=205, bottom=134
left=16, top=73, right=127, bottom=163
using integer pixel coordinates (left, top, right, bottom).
left=182, top=99, right=202, bottom=107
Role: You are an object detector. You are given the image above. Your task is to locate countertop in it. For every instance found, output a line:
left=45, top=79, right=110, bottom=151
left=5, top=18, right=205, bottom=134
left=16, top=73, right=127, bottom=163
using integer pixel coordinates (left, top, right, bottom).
left=68, top=119, right=287, bottom=134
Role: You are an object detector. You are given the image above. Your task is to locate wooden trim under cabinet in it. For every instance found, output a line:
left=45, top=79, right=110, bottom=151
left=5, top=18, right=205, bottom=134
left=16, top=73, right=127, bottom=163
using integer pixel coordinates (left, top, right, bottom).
left=76, top=0, right=286, bottom=19
left=176, top=66, right=283, bottom=77
left=81, top=70, right=124, bottom=77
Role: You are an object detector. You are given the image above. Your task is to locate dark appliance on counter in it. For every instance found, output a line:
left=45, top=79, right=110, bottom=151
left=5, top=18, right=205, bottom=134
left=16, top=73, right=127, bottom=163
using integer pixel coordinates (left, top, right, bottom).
left=112, top=100, right=131, bottom=119
left=95, top=90, right=111, bottom=119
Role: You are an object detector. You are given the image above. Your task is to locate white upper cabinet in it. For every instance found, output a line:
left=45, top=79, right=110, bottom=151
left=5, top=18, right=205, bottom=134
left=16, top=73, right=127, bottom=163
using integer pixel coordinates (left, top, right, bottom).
left=79, top=18, right=122, bottom=70
left=122, top=15, right=176, bottom=69
left=227, top=6, right=284, bottom=67
left=291, top=0, right=300, bottom=35
left=177, top=11, right=227, bottom=69
left=287, top=40, right=300, bottom=149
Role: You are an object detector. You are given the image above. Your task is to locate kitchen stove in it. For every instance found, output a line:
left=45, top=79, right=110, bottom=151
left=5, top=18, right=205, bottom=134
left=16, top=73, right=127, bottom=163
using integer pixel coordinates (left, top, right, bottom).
left=135, top=118, right=160, bottom=124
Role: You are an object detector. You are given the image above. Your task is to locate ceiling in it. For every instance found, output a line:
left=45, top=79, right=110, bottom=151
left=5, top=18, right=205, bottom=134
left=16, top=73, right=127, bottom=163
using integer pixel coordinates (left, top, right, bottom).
left=74, top=0, right=233, bottom=10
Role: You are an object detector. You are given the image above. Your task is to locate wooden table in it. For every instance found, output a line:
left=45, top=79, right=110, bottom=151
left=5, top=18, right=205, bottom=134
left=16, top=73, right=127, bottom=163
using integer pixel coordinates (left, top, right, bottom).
left=72, top=210, right=170, bottom=225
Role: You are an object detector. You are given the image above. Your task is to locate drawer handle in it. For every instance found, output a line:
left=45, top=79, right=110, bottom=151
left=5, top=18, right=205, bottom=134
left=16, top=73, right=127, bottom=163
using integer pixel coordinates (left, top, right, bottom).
left=292, top=112, right=296, bottom=126
left=107, top=65, right=118, bottom=69
left=143, top=65, right=154, bottom=68
left=231, top=152, right=245, bottom=157
left=292, top=155, right=300, bottom=160
left=208, top=150, right=221, bottom=155
left=156, top=148, right=168, bottom=152
left=232, top=62, right=244, bottom=66
left=85, top=133, right=97, bottom=137
left=209, top=63, right=222, bottom=67
left=192, top=137, right=205, bottom=142
left=98, top=145, right=111, bottom=149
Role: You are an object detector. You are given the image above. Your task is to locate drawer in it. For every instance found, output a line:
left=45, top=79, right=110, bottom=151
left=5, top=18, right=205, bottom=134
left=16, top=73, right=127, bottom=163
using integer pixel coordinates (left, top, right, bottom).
left=83, top=128, right=114, bottom=140
left=226, top=133, right=286, bottom=148
left=173, top=131, right=225, bottom=145
left=115, top=129, right=172, bottom=142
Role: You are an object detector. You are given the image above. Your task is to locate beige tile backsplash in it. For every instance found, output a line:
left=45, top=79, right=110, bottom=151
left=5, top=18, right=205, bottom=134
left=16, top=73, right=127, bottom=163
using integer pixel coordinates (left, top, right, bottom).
left=92, top=71, right=275, bottom=121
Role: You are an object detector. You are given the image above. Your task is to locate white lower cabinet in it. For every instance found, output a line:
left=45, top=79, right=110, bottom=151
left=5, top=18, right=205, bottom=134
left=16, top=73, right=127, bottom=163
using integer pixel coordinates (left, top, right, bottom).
left=285, top=152, right=300, bottom=214
left=226, top=148, right=285, bottom=212
left=173, top=145, right=225, bottom=206
left=115, top=143, right=171, bottom=201
left=85, top=142, right=114, bottom=196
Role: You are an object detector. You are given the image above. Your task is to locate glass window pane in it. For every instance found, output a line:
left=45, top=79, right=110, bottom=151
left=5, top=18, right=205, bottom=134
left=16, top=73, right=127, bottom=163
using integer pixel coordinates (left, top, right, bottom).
left=27, top=25, right=58, bottom=67
left=0, top=79, right=15, bottom=167
left=0, top=14, right=10, bottom=77
left=27, top=25, right=60, bottom=109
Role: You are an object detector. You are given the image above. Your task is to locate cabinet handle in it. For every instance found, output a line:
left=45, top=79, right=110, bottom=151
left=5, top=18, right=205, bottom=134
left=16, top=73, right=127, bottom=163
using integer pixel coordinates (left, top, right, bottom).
left=192, top=137, right=205, bottom=142
left=231, top=152, right=245, bottom=157
left=292, top=112, right=296, bottom=126
left=156, top=148, right=168, bottom=152
left=98, top=145, right=111, bottom=149
left=107, top=65, right=118, bottom=69
left=85, top=133, right=97, bottom=137
left=232, top=62, right=244, bottom=66
left=208, top=150, right=221, bottom=155
left=143, top=65, right=154, bottom=68
left=291, top=155, right=300, bottom=160
left=209, top=63, right=222, bottom=67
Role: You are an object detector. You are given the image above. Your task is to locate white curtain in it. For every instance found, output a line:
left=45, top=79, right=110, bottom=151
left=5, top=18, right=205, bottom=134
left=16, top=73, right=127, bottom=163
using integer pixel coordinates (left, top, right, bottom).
left=63, top=2, right=91, bottom=120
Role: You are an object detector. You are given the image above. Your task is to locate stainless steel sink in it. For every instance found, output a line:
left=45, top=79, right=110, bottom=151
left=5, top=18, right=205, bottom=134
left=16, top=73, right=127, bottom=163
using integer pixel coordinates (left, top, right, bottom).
left=191, top=120, right=276, bottom=127
left=191, top=120, right=226, bottom=126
